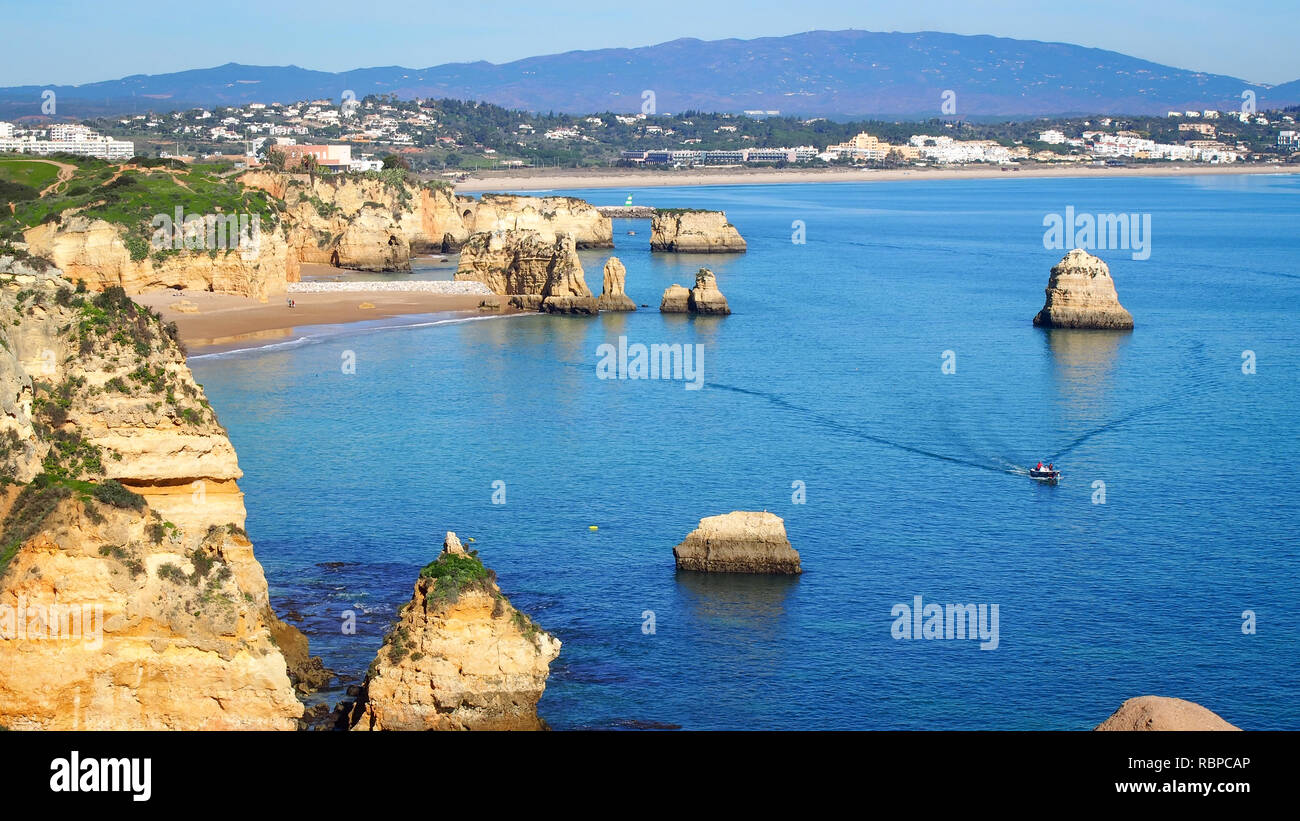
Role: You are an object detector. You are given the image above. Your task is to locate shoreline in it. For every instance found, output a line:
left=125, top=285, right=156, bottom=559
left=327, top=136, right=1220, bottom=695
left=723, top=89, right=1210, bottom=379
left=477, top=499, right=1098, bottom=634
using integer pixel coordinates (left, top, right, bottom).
left=138, top=263, right=509, bottom=355
left=453, top=162, right=1300, bottom=192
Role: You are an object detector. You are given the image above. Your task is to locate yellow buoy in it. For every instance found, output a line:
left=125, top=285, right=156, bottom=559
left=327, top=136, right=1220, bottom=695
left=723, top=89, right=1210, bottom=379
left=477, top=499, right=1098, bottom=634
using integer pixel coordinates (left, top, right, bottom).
left=588, top=525, right=598, bottom=531
left=467, top=537, right=475, bottom=543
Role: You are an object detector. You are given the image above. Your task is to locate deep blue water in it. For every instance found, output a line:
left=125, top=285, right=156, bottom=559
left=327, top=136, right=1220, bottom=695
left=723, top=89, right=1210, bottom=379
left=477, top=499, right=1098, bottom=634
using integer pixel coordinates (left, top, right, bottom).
left=190, top=175, right=1299, bottom=730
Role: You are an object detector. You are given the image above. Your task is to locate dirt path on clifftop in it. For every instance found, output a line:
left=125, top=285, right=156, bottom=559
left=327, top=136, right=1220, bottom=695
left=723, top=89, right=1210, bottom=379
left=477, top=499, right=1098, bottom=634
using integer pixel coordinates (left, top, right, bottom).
left=37, top=160, right=78, bottom=197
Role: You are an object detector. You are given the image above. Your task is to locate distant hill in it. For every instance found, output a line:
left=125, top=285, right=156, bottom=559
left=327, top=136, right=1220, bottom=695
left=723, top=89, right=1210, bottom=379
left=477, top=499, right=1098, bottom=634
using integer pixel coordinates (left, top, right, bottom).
left=2, top=29, right=1297, bottom=120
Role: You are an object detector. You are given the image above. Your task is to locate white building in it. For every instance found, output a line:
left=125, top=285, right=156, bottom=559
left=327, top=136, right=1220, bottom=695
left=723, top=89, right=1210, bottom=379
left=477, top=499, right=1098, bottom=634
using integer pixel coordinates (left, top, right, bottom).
left=1038, top=129, right=1067, bottom=144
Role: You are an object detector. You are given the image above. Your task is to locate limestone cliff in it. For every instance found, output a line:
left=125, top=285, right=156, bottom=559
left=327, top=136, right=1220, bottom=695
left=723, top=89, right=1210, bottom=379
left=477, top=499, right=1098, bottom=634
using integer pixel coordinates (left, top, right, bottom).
left=1095, top=696, right=1240, bottom=731
left=650, top=210, right=746, bottom=253
left=597, top=257, right=636, bottom=312
left=240, top=171, right=470, bottom=271
left=21, top=215, right=297, bottom=302
left=660, top=284, right=691, bottom=313
left=350, top=532, right=561, bottom=731
left=1033, top=249, right=1134, bottom=329
left=0, top=263, right=319, bottom=729
left=455, top=229, right=597, bottom=313
left=460, top=194, right=612, bottom=248
left=673, top=512, right=802, bottom=574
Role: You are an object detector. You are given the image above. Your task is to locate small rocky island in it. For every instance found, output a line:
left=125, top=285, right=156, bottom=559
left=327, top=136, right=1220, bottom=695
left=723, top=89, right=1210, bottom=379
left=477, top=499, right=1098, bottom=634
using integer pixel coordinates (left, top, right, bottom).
left=348, top=532, right=561, bottom=731
left=1095, top=696, right=1240, bottom=731
left=651, top=210, right=746, bottom=253
left=673, top=511, right=801, bottom=574
left=1033, top=248, right=1134, bottom=329
left=597, top=257, right=637, bottom=311
left=660, top=268, right=731, bottom=315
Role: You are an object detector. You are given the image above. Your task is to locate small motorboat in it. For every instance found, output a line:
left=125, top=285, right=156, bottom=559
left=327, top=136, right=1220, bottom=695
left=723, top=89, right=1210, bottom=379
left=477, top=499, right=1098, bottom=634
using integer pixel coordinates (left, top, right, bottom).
left=1029, top=465, right=1061, bottom=483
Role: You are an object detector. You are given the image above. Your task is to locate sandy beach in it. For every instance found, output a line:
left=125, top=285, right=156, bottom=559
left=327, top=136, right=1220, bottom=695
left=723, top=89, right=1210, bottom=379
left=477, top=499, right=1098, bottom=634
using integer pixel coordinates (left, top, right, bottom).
left=453, top=162, right=1299, bottom=192
left=137, top=263, right=502, bottom=353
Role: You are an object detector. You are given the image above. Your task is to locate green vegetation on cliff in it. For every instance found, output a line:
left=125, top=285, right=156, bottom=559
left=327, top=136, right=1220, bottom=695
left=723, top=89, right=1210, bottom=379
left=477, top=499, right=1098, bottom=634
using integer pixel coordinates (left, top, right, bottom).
left=0, top=155, right=283, bottom=262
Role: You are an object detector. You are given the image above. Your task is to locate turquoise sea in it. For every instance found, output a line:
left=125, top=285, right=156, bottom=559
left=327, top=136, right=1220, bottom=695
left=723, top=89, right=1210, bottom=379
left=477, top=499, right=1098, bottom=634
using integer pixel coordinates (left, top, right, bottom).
left=189, top=175, right=1300, bottom=730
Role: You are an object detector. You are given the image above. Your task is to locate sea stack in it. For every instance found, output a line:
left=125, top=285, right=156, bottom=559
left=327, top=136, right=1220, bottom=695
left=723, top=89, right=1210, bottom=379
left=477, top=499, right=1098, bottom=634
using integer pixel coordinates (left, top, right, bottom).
left=1095, top=696, right=1240, bottom=731
left=660, top=269, right=731, bottom=315
left=597, top=257, right=636, bottom=311
left=350, top=532, right=562, bottom=731
left=1033, top=249, right=1134, bottom=329
left=650, top=210, right=747, bottom=253
left=673, top=512, right=802, bottom=574
left=688, top=268, right=731, bottom=315
left=659, top=284, right=691, bottom=313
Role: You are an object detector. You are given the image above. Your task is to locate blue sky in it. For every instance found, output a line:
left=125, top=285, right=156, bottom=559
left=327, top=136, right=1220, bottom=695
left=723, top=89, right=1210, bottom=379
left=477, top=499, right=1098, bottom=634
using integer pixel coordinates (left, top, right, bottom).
left=1, top=0, right=1297, bottom=87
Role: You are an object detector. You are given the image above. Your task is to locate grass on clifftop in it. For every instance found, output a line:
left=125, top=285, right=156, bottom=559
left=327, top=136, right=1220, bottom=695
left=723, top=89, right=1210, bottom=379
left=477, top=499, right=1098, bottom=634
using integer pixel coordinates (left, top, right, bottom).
left=0, top=154, right=282, bottom=263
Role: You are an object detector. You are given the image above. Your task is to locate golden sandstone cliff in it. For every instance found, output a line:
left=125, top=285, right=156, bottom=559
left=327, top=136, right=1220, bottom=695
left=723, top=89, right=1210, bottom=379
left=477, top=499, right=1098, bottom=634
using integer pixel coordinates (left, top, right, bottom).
left=455, top=229, right=598, bottom=314
left=1033, top=249, right=1134, bottom=329
left=0, top=261, right=320, bottom=729
left=349, top=532, right=561, bottom=731
left=650, top=210, right=746, bottom=253
left=21, top=214, right=298, bottom=303
left=460, top=194, right=612, bottom=248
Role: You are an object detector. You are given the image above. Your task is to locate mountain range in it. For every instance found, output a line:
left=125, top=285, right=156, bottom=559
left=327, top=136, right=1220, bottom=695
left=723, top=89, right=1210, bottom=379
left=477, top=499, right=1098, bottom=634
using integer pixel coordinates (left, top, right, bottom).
left=2, top=29, right=1298, bottom=121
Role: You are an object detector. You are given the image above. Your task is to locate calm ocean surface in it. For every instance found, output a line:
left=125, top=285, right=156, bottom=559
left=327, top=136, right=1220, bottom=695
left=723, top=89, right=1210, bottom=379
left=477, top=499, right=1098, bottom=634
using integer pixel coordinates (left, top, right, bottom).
left=190, top=175, right=1300, bottom=730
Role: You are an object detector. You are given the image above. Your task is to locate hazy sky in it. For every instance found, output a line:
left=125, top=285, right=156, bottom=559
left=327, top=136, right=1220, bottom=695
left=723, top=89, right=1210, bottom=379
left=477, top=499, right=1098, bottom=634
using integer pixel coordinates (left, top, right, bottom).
left=1, top=0, right=1297, bottom=87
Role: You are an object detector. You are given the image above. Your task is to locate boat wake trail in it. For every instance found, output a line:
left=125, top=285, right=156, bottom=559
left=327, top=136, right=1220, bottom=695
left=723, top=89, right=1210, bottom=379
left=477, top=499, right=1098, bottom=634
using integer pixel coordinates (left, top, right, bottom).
left=707, top=382, right=1015, bottom=477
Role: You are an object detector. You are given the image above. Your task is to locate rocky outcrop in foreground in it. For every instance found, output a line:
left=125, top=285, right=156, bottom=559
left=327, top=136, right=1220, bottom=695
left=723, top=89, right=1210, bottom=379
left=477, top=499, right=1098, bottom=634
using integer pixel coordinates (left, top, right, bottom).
left=650, top=210, right=746, bottom=253
left=1033, top=249, right=1134, bottom=329
left=350, top=532, right=561, bottom=731
left=1095, top=696, right=1240, bottom=731
left=0, top=264, right=320, bottom=729
left=660, top=268, right=731, bottom=315
left=673, top=512, right=801, bottom=574
left=597, top=257, right=636, bottom=312
left=456, top=229, right=597, bottom=314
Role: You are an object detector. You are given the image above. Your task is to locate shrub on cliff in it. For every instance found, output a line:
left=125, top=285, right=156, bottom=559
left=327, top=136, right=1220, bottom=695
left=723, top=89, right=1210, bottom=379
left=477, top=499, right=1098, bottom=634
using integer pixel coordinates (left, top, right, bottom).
left=420, top=550, right=496, bottom=607
left=0, top=478, right=72, bottom=576
left=93, top=479, right=145, bottom=511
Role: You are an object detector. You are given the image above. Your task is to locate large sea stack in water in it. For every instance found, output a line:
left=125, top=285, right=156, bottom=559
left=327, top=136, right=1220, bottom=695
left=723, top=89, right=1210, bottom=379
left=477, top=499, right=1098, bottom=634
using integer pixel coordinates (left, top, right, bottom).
left=1033, top=249, right=1134, bottom=329
left=349, top=532, right=561, bottom=731
left=1095, top=696, right=1240, bottom=731
left=673, top=512, right=801, bottom=574
left=650, top=210, right=746, bottom=253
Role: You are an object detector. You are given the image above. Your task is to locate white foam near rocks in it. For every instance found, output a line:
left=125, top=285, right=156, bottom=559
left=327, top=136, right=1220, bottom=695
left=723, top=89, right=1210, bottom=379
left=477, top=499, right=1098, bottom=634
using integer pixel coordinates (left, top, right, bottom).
left=287, top=280, right=493, bottom=294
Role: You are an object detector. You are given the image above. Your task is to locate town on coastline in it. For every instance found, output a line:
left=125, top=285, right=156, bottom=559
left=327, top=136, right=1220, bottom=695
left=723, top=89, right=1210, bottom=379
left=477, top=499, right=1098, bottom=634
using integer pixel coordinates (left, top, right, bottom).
left=2, top=94, right=1297, bottom=175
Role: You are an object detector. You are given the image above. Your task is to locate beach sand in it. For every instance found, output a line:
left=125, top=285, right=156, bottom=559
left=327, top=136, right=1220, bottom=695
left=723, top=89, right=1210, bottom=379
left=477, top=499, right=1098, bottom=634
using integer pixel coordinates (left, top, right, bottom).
left=453, top=162, right=1299, bottom=192
left=137, top=263, right=502, bottom=353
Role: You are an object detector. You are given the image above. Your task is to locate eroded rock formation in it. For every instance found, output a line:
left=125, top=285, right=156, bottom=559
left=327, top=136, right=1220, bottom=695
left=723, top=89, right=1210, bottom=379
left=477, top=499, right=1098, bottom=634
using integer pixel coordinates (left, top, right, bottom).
left=350, top=532, right=561, bottom=731
left=673, top=512, right=802, bottom=574
left=597, top=257, right=636, bottom=312
left=1095, top=696, right=1241, bottom=731
left=659, top=284, right=691, bottom=313
left=1033, top=249, right=1134, bottom=329
left=455, top=229, right=597, bottom=313
left=0, top=264, right=320, bottom=729
left=660, top=269, right=730, bottom=315
left=688, top=268, right=731, bottom=315
left=241, top=171, right=470, bottom=272
left=460, top=194, right=613, bottom=248
left=650, top=210, right=746, bottom=253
